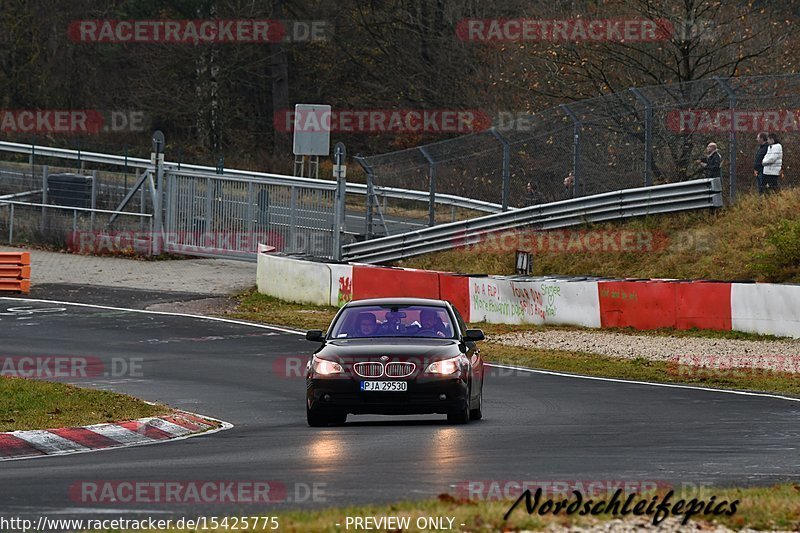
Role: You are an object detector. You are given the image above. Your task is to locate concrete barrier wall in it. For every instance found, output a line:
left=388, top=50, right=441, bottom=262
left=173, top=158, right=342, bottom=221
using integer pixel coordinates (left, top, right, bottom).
left=257, top=251, right=800, bottom=338
left=731, top=283, right=800, bottom=338
left=469, top=277, right=600, bottom=327
left=256, top=253, right=331, bottom=306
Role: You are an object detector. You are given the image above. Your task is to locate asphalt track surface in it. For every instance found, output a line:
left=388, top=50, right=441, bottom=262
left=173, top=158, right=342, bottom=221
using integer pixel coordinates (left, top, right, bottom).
left=1, top=290, right=799, bottom=521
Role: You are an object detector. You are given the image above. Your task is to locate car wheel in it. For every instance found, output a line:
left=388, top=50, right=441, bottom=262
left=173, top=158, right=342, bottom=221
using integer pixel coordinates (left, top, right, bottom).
left=447, top=387, right=470, bottom=425
left=307, top=405, right=347, bottom=427
left=470, top=386, right=483, bottom=421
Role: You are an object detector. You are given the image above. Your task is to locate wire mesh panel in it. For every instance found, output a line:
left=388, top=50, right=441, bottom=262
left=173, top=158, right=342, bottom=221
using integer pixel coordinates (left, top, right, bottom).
left=162, top=170, right=338, bottom=259
left=360, top=73, right=800, bottom=213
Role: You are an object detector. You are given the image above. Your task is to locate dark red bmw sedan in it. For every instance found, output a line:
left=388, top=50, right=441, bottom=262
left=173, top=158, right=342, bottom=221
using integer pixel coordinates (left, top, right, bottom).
left=305, top=297, right=485, bottom=426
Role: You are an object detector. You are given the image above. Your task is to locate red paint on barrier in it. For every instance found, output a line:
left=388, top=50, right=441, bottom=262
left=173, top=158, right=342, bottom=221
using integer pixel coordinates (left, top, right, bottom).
left=351, top=266, right=440, bottom=300
left=598, top=281, right=677, bottom=329
left=438, top=274, right=471, bottom=322
left=676, top=282, right=732, bottom=331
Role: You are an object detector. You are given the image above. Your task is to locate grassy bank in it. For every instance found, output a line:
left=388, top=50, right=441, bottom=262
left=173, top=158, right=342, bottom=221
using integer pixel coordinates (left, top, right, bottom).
left=397, top=188, right=800, bottom=283
left=0, top=376, right=169, bottom=432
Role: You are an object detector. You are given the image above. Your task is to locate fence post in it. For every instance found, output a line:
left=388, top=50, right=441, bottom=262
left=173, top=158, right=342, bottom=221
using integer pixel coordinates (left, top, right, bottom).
left=289, top=186, right=297, bottom=254
left=630, top=88, right=653, bottom=186
left=90, top=170, right=97, bottom=232
left=355, top=156, right=376, bottom=239
left=419, top=146, right=436, bottom=226
left=41, top=165, right=49, bottom=234
left=714, top=76, right=737, bottom=203
left=333, top=171, right=346, bottom=261
left=560, top=104, right=581, bottom=197
left=490, top=128, right=511, bottom=211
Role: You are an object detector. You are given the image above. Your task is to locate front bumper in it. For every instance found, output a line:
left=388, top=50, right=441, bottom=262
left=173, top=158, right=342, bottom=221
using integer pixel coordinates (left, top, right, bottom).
left=307, top=376, right=469, bottom=415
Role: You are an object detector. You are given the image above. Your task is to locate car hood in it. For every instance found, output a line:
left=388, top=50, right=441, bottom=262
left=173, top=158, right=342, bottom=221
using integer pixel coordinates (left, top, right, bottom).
left=315, top=337, right=461, bottom=363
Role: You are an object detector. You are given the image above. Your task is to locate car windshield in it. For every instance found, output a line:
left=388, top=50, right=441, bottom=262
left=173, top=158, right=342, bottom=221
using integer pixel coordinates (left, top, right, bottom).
left=329, top=305, right=456, bottom=339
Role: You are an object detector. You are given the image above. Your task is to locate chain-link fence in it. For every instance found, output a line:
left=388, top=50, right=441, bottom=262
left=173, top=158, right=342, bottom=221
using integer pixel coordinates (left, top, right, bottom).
left=360, top=74, right=800, bottom=215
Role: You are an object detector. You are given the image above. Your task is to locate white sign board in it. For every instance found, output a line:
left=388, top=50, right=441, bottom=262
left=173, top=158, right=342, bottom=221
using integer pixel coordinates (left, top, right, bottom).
left=292, top=104, right=332, bottom=156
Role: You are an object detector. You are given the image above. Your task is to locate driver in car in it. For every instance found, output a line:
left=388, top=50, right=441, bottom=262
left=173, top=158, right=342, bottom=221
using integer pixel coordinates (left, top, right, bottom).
left=414, top=309, right=448, bottom=337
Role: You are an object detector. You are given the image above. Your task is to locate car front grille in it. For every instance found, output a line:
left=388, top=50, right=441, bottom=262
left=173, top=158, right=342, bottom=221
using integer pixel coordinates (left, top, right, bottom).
left=353, top=362, right=384, bottom=378
left=385, top=362, right=415, bottom=378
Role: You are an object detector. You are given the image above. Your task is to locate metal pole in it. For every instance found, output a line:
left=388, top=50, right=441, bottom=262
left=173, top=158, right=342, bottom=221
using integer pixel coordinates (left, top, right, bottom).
left=714, top=77, right=737, bottom=203
left=419, top=147, right=436, bottom=226
left=630, top=88, right=653, bottom=186
left=8, top=204, right=13, bottom=244
left=333, top=174, right=346, bottom=261
left=90, top=170, right=97, bottom=232
left=289, top=186, right=298, bottom=254
left=41, top=166, right=49, bottom=234
left=355, top=156, right=375, bottom=239
left=560, top=104, right=581, bottom=196
left=490, top=128, right=511, bottom=210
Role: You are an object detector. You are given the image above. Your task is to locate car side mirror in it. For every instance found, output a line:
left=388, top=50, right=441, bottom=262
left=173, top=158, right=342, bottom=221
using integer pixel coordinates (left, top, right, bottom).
left=464, top=329, right=485, bottom=342
left=306, top=330, right=325, bottom=342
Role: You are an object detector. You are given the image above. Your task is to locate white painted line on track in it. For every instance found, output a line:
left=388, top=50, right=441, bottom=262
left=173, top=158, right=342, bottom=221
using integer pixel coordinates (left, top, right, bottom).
left=486, top=363, right=800, bottom=403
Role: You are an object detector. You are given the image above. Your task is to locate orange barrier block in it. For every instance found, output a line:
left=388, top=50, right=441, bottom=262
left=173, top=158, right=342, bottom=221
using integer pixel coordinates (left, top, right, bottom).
left=438, top=274, right=471, bottom=322
left=599, top=281, right=677, bottom=330
left=0, top=251, right=31, bottom=293
left=352, top=265, right=440, bottom=300
left=676, top=281, right=732, bottom=331
left=0, top=252, right=30, bottom=266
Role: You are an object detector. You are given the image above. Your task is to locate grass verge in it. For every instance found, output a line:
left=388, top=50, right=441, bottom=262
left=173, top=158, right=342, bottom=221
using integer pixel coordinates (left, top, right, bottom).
left=0, top=376, right=169, bottom=432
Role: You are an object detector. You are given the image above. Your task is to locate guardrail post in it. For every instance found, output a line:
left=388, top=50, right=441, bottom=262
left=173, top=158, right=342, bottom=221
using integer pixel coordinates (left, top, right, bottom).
left=419, top=147, right=436, bottom=226
left=560, top=104, right=581, bottom=197
left=714, top=76, right=737, bottom=203
left=8, top=204, right=14, bottom=244
left=630, top=88, right=653, bottom=186
left=490, top=128, right=511, bottom=211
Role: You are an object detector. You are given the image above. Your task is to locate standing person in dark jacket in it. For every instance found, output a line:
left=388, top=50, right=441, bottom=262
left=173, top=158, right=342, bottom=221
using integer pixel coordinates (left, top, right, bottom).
left=698, top=142, right=722, bottom=179
left=753, top=132, right=769, bottom=194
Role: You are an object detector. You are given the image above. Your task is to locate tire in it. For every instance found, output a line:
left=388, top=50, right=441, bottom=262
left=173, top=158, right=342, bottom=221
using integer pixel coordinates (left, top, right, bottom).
left=447, top=387, right=470, bottom=425
left=307, top=405, right=347, bottom=427
left=470, top=386, right=483, bottom=421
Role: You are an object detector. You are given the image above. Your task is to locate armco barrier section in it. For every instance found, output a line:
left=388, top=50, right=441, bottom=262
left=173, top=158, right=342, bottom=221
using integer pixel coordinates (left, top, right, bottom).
left=0, top=252, right=31, bottom=294
left=731, top=283, right=800, bottom=338
left=469, top=277, right=601, bottom=326
left=256, top=252, right=800, bottom=338
left=256, top=253, right=331, bottom=306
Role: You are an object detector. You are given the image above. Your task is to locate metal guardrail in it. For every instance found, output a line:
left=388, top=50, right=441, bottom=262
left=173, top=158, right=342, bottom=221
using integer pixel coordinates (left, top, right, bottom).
left=0, top=141, right=503, bottom=214
left=342, top=178, right=723, bottom=264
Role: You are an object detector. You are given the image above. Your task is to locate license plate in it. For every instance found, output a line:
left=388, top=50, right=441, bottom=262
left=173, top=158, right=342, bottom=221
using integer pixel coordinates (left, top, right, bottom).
left=361, top=381, right=407, bottom=392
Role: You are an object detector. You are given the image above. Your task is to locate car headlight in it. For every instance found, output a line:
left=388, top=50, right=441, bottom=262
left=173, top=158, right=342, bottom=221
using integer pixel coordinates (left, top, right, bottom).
left=425, top=356, right=464, bottom=375
left=312, top=356, right=344, bottom=375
